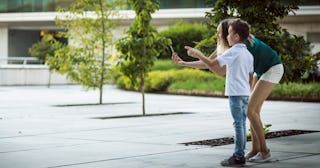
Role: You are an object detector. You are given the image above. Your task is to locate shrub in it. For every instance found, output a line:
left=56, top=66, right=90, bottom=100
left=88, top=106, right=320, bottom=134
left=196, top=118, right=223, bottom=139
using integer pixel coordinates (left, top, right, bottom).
left=159, top=20, right=212, bottom=61
left=271, top=82, right=320, bottom=98
left=168, top=79, right=225, bottom=95
left=145, top=69, right=223, bottom=91
left=151, top=59, right=185, bottom=71
left=116, top=67, right=224, bottom=92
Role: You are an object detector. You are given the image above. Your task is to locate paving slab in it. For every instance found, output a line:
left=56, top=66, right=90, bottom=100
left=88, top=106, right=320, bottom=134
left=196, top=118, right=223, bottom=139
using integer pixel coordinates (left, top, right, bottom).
left=0, top=85, right=319, bottom=168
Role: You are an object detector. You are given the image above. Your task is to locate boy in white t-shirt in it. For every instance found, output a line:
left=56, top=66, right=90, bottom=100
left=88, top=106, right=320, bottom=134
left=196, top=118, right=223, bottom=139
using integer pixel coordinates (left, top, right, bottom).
left=184, top=19, right=253, bottom=167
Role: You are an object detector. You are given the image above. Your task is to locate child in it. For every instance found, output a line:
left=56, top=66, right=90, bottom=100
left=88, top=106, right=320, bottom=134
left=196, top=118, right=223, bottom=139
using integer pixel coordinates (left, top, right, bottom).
left=183, top=19, right=253, bottom=167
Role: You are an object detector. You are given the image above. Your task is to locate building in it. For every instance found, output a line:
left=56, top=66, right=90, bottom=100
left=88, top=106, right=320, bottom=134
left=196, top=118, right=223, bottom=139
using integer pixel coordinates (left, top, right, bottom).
left=0, top=0, right=319, bottom=85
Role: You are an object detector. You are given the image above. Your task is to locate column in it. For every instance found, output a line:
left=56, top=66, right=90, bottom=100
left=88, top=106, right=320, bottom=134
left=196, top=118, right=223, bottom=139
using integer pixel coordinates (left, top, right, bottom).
left=0, top=27, right=8, bottom=65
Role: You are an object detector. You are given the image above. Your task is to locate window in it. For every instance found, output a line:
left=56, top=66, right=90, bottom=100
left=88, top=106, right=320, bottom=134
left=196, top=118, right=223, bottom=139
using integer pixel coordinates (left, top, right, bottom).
left=307, top=32, right=320, bottom=43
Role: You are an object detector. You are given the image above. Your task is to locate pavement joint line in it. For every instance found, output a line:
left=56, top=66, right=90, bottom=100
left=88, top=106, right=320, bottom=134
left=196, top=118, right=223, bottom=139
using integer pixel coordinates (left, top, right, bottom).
left=46, top=147, right=205, bottom=168
left=48, top=137, right=183, bottom=146
left=0, top=142, right=97, bottom=154
left=275, top=150, right=320, bottom=155
left=0, top=121, right=227, bottom=140
left=0, top=137, right=209, bottom=154
left=279, top=153, right=320, bottom=161
left=0, top=122, right=175, bottom=139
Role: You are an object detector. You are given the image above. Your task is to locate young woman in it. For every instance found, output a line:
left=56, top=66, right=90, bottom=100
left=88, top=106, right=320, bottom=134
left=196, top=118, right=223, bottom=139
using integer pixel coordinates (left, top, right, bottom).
left=172, top=18, right=284, bottom=163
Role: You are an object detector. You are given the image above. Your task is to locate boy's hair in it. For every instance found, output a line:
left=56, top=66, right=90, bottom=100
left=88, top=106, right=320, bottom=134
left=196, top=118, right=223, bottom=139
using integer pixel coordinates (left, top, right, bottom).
left=229, top=19, right=250, bottom=42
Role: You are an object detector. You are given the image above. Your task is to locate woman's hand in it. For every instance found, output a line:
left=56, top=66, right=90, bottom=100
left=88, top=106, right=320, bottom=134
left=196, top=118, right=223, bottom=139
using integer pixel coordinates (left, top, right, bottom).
left=172, top=53, right=184, bottom=65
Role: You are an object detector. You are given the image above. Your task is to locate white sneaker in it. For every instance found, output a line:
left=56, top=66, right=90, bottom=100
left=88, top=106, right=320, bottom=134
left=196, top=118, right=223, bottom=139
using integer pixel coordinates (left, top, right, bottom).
left=245, top=151, right=257, bottom=161
left=248, top=152, right=272, bottom=163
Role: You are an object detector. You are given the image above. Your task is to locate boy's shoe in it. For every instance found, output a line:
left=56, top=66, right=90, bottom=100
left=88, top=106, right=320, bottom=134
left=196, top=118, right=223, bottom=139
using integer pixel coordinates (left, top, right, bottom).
left=248, top=152, right=272, bottom=163
left=220, top=155, right=245, bottom=167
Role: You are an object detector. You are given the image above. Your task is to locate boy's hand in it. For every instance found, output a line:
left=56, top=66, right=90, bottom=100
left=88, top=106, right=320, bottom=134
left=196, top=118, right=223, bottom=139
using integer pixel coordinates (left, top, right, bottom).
left=185, top=46, right=201, bottom=58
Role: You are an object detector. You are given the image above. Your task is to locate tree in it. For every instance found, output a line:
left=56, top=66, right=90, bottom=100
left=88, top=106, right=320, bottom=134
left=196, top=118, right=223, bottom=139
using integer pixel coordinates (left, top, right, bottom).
left=203, top=0, right=314, bottom=82
left=115, top=0, right=171, bottom=116
left=28, top=34, right=64, bottom=87
left=48, top=0, right=125, bottom=104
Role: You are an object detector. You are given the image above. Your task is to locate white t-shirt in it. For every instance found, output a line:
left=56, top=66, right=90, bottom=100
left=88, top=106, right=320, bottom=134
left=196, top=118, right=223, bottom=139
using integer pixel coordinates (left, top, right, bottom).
left=216, top=43, right=254, bottom=96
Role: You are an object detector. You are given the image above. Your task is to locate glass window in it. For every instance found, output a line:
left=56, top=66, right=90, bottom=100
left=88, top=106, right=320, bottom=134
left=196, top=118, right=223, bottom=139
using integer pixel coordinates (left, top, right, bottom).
left=307, top=32, right=320, bottom=43
left=0, top=0, right=207, bottom=13
left=159, top=0, right=206, bottom=9
left=0, top=0, right=73, bottom=13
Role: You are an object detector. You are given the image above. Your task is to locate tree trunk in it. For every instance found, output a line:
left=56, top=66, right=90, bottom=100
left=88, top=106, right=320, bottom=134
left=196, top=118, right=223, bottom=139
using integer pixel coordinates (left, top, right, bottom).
left=47, top=70, right=51, bottom=88
left=141, top=42, right=146, bottom=116
left=141, top=73, right=145, bottom=116
left=98, top=0, right=106, bottom=105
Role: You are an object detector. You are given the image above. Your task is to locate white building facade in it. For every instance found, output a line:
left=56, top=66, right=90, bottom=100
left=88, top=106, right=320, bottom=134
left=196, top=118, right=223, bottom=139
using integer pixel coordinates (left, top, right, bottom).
left=0, top=0, right=319, bottom=85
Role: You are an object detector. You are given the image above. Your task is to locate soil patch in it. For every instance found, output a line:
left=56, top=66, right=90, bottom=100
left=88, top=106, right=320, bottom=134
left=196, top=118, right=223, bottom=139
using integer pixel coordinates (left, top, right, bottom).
left=53, top=102, right=136, bottom=107
left=182, top=130, right=320, bottom=147
left=92, top=112, right=193, bottom=119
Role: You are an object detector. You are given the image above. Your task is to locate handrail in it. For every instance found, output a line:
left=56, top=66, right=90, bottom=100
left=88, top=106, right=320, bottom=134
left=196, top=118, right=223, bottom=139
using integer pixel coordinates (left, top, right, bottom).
left=0, top=57, right=44, bottom=65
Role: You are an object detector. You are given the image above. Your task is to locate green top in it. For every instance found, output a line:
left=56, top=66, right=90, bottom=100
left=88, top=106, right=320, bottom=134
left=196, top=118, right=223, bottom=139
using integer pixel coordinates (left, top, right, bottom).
left=245, top=37, right=282, bottom=78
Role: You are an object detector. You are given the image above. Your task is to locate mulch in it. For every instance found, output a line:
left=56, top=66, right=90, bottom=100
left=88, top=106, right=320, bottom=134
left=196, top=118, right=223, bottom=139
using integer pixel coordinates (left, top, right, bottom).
left=182, top=130, right=320, bottom=147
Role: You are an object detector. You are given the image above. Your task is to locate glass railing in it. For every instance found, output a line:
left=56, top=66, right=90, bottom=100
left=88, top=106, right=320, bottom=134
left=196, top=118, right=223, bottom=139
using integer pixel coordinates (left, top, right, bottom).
left=0, top=0, right=207, bottom=13
left=0, top=0, right=319, bottom=13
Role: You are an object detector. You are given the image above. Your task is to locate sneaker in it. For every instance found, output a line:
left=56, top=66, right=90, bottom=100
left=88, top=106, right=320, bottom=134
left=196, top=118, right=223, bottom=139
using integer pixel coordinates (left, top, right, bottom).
left=220, top=155, right=245, bottom=167
left=248, top=152, right=272, bottom=163
left=245, top=151, right=258, bottom=161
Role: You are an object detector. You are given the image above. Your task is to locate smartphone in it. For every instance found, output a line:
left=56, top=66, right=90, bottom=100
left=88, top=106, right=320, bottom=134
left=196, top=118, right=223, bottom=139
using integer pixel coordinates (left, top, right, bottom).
left=169, top=45, right=175, bottom=54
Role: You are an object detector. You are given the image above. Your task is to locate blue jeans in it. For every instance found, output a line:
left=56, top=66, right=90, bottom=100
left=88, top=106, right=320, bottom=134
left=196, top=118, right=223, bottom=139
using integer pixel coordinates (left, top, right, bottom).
left=229, top=96, right=248, bottom=158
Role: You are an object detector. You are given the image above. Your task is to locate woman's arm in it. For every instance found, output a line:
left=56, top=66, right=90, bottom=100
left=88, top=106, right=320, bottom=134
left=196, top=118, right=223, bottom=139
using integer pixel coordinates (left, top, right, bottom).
left=172, top=53, right=208, bottom=69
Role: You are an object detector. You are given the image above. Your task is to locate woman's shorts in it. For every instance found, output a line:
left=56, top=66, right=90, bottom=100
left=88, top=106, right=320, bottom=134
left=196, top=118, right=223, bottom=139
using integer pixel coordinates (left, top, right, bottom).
left=258, top=64, right=284, bottom=84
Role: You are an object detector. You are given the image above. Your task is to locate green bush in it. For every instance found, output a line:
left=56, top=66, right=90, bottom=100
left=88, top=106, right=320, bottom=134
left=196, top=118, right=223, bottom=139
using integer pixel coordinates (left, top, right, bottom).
left=116, top=75, right=138, bottom=91
left=168, top=79, right=225, bottom=95
left=151, top=59, right=185, bottom=71
left=145, top=69, right=217, bottom=91
left=159, top=20, right=212, bottom=61
left=271, top=82, right=320, bottom=98
left=116, top=67, right=224, bottom=92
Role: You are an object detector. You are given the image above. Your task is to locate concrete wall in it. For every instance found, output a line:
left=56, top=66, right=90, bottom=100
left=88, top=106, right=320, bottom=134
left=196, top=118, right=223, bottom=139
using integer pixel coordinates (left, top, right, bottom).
left=0, top=65, right=72, bottom=86
left=0, top=27, right=8, bottom=64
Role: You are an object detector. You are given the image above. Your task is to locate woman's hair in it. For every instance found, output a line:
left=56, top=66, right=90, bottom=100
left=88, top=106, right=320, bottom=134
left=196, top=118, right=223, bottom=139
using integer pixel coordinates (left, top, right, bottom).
left=216, top=19, right=231, bottom=55
left=248, top=34, right=254, bottom=46
left=221, top=19, right=229, bottom=47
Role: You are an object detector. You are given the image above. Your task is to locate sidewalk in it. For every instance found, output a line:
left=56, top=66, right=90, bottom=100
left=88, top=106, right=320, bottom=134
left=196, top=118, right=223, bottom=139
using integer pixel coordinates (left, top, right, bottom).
left=0, top=85, right=319, bottom=168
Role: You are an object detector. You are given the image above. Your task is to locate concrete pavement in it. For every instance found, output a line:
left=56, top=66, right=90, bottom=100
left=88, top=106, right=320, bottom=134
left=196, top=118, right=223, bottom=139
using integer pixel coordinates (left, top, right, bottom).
left=0, top=85, right=319, bottom=168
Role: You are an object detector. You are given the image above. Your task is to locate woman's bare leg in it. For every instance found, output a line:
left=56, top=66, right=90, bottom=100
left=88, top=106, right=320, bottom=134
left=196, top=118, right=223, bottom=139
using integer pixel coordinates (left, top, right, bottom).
left=247, top=80, right=276, bottom=158
left=248, top=99, right=263, bottom=156
left=247, top=76, right=259, bottom=155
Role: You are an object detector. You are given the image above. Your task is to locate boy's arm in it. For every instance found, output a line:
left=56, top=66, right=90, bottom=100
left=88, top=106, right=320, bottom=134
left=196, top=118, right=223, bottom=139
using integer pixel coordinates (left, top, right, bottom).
left=185, top=46, right=226, bottom=76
